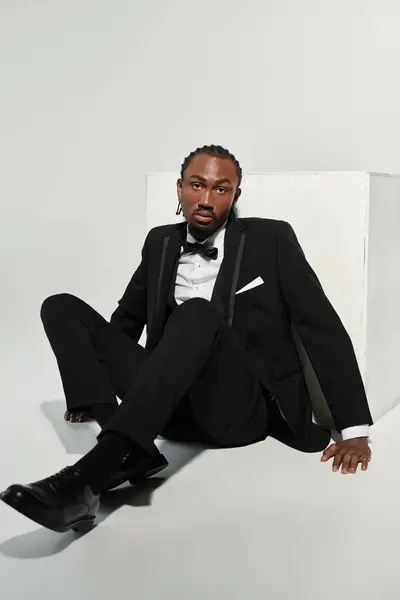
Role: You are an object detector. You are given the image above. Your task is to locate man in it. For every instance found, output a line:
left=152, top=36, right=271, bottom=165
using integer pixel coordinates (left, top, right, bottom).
left=1, top=145, right=372, bottom=533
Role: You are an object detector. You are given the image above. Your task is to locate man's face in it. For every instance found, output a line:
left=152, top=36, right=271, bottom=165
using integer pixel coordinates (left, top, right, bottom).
left=177, top=154, right=241, bottom=240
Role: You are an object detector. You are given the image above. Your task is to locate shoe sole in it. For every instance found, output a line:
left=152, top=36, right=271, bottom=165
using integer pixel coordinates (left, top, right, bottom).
left=0, top=493, right=96, bottom=534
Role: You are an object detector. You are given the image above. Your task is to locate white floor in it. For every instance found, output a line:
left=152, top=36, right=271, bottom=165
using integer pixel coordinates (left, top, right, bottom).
left=1, top=391, right=400, bottom=600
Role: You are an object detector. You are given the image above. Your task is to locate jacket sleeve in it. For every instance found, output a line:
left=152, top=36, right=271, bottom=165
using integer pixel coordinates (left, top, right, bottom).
left=110, top=234, right=150, bottom=341
left=276, top=221, right=373, bottom=431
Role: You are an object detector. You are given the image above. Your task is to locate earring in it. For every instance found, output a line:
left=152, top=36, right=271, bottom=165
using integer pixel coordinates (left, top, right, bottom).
left=175, top=200, right=182, bottom=216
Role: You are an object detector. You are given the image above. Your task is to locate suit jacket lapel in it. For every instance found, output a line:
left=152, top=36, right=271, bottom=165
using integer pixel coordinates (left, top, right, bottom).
left=219, top=218, right=247, bottom=326
left=154, top=223, right=186, bottom=321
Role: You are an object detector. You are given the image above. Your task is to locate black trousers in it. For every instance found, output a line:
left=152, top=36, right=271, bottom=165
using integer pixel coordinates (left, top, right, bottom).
left=41, top=294, right=270, bottom=453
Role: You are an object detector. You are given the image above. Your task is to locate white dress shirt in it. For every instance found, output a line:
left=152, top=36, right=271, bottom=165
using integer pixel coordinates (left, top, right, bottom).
left=175, top=226, right=226, bottom=305
left=174, top=224, right=369, bottom=441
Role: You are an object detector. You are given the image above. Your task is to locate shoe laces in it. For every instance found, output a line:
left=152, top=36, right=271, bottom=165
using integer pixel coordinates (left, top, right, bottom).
left=47, top=467, right=80, bottom=491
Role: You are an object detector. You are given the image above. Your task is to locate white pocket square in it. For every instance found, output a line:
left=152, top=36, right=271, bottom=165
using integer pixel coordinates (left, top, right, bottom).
left=236, top=276, right=264, bottom=295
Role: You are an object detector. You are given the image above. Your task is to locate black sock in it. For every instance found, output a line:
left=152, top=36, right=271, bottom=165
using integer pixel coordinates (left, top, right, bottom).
left=89, top=403, right=118, bottom=428
left=75, top=433, right=133, bottom=494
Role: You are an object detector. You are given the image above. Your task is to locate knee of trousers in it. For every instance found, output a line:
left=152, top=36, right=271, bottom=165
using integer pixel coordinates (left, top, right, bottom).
left=172, top=298, right=221, bottom=325
left=40, top=293, right=81, bottom=322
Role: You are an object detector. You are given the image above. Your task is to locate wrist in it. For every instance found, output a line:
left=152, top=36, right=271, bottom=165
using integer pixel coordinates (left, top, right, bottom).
left=344, top=436, right=370, bottom=445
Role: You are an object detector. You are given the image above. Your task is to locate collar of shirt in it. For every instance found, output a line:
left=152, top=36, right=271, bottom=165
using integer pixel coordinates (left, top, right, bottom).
left=186, top=221, right=227, bottom=250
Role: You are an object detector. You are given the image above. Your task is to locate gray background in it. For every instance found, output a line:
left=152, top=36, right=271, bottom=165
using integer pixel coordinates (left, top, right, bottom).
left=1, top=2, right=400, bottom=599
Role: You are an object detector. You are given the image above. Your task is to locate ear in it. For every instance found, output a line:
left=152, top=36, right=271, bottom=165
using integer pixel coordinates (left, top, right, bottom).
left=234, top=187, right=242, bottom=202
left=177, top=178, right=183, bottom=200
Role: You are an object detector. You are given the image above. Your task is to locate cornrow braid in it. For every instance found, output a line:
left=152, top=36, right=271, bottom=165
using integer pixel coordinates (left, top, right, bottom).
left=180, top=144, right=242, bottom=188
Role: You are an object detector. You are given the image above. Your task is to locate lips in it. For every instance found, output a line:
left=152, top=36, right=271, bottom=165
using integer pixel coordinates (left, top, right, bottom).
left=194, top=212, right=214, bottom=224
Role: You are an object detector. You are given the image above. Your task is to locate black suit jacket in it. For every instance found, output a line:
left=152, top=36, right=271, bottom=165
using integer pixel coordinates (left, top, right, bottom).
left=110, top=217, right=373, bottom=452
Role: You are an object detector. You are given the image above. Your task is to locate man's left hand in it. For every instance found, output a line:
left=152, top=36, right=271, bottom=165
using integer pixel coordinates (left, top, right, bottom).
left=321, top=437, right=371, bottom=473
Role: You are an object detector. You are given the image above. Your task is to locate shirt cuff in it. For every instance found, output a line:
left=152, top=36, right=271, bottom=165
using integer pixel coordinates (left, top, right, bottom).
left=341, top=425, right=370, bottom=441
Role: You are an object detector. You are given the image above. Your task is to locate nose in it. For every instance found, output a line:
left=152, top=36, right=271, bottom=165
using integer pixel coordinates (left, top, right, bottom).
left=199, top=190, right=213, bottom=209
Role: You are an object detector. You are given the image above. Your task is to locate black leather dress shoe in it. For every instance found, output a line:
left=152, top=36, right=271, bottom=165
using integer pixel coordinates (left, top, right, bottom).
left=0, top=467, right=100, bottom=533
left=105, top=450, right=168, bottom=492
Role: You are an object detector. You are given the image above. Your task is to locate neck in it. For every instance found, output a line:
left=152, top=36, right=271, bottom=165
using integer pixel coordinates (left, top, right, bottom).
left=188, top=219, right=228, bottom=242
left=188, top=227, right=212, bottom=242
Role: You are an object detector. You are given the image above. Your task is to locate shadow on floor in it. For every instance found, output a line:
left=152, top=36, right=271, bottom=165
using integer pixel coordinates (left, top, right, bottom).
left=98, top=438, right=205, bottom=518
left=41, top=399, right=99, bottom=455
left=0, top=406, right=205, bottom=559
left=0, top=527, right=77, bottom=559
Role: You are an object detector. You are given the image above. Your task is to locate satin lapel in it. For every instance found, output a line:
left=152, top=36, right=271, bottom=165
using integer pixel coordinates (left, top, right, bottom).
left=220, top=219, right=247, bottom=326
left=155, top=223, right=186, bottom=320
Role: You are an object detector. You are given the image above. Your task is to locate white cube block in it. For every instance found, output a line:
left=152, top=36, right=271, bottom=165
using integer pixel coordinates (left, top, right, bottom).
left=146, top=172, right=400, bottom=424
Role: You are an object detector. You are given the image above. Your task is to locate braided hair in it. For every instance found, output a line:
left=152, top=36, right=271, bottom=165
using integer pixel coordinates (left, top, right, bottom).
left=180, top=144, right=242, bottom=189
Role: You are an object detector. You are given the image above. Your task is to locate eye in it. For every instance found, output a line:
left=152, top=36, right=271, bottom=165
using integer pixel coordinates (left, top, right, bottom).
left=191, top=182, right=203, bottom=190
left=216, top=187, right=227, bottom=194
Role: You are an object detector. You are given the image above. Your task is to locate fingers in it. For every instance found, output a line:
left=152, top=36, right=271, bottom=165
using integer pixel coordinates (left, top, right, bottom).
left=75, top=411, right=88, bottom=423
left=64, top=409, right=89, bottom=423
left=332, top=452, right=343, bottom=472
left=349, top=453, right=359, bottom=474
left=320, top=443, right=338, bottom=462
left=361, top=455, right=369, bottom=471
left=341, top=452, right=353, bottom=474
left=322, top=441, right=372, bottom=474
left=336, top=453, right=370, bottom=474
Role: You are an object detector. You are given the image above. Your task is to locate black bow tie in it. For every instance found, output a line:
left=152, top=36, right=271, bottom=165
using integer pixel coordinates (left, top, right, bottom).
left=181, top=241, right=218, bottom=261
